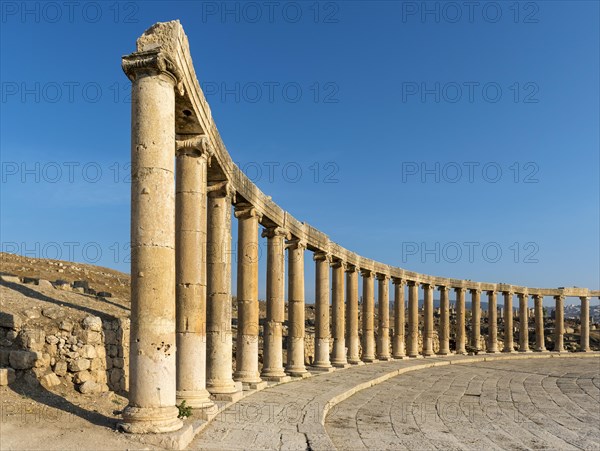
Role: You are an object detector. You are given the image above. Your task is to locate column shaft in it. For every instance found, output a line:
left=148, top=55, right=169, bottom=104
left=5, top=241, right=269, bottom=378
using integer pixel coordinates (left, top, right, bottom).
left=286, top=239, right=307, bottom=375
left=503, top=292, right=514, bottom=352
left=175, top=141, right=212, bottom=408
left=361, top=270, right=376, bottom=362
left=470, top=289, right=481, bottom=351
left=377, top=275, right=391, bottom=359
left=518, top=293, right=530, bottom=352
left=392, top=279, right=406, bottom=358
left=438, top=286, right=450, bottom=355
left=455, top=287, right=466, bottom=354
left=487, top=291, right=499, bottom=353
left=120, top=60, right=182, bottom=433
left=534, top=295, right=546, bottom=351
left=233, top=204, right=262, bottom=385
left=330, top=261, right=348, bottom=366
left=346, top=265, right=361, bottom=364
left=554, top=296, right=565, bottom=352
left=580, top=296, right=590, bottom=352
left=261, top=227, right=288, bottom=380
left=313, top=252, right=332, bottom=369
left=422, top=283, right=434, bottom=356
left=407, top=281, right=419, bottom=357
left=206, top=183, right=239, bottom=394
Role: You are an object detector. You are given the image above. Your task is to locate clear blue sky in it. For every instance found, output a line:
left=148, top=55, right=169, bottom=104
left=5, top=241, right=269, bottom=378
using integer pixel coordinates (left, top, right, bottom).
left=1, top=1, right=598, bottom=306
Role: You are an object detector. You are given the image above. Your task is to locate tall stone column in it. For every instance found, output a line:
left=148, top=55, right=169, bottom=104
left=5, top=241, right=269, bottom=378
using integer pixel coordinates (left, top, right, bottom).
left=487, top=291, right=499, bottom=353
left=377, top=274, right=391, bottom=360
left=345, top=264, right=361, bottom=364
left=360, top=269, right=376, bottom=362
left=407, top=280, right=419, bottom=357
left=261, top=226, right=290, bottom=381
left=503, top=291, right=515, bottom=352
left=580, top=296, right=590, bottom=352
left=175, top=136, right=213, bottom=409
left=455, top=287, right=466, bottom=354
left=392, top=278, right=406, bottom=358
left=438, top=286, right=450, bottom=355
left=286, top=238, right=308, bottom=376
left=313, top=251, right=333, bottom=370
left=518, top=293, right=530, bottom=352
left=206, top=182, right=241, bottom=397
left=470, top=289, right=481, bottom=351
left=233, top=203, right=263, bottom=387
left=533, top=294, right=546, bottom=351
left=422, top=282, right=434, bottom=356
left=553, top=295, right=565, bottom=352
left=330, top=260, right=348, bottom=367
left=120, top=50, right=182, bottom=433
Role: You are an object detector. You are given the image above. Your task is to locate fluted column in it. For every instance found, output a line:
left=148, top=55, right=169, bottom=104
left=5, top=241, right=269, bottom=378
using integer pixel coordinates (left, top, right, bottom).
left=422, top=282, right=434, bottom=356
left=438, top=286, right=450, bottom=355
left=554, top=295, right=565, bottom=352
left=470, top=288, right=481, bottom=351
left=313, top=251, right=332, bottom=370
left=455, top=287, right=466, bottom=354
left=392, top=278, right=406, bottom=358
left=487, top=291, right=499, bottom=353
left=533, top=294, right=546, bottom=351
left=407, top=280, right=419, bottom=357
left=233, top=203, right=263, bottom=386
left=330, top=260, right=348, bottom=367
left=345, top=264, right=361, bottom=364
left=119, top=50, right=182, bottom=434
left=361, top=269, right=376, bottom=362
left=377, top=274, right=391, bottom=360
left=175, top=136, right=213, bottom=409
left=286, top=238, right=308, bottom=376
left=261, top=226, right=289, bottom=381
left=206, top=182, right=240, bottom=396
left=503, top=291, right=515, bottom=352
left=518, top=293, right=530, bottom=352
left=580, top=296, right=590, bottom=352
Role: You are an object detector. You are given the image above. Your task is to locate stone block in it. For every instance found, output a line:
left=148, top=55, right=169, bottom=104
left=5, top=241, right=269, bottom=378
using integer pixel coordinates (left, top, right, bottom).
left=42, top=307, right=63, bottom=320
left=9, top=350, right=37, bottom=369
left=53, top=280, right=71, bottom=291
left=54, top=360, right=68, bottom=376
left=73, top=370, right=92, bottom=384
left=68, top=358, right=91, bottom=372
left=40, top=372, right=61, bottom=388
left=78, top=380, right=100, bottom=394
left=0, top=368, right=16, bottom=386
left=80, top=344, right=97, bottom=359
left=83, top=316, right=103, bottom=332
left=59, top=320, right=73, bottom=332
left=0, top=274, right=20, bottom=283
left=37, top=279, right=53, bottom=289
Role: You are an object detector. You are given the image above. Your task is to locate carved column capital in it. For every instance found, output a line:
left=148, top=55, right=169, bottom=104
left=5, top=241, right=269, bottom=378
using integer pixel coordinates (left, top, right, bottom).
left=421, top=282, right=435, bottom=289
left=261, top=226, right=290, bottom=240
left=486, top=290, right=496, bottom=297
left=344, top=263, right=359, bottom=273
left=438, top=285, right=450, bottom=292
left=469, top=288, right=481, bottom=294
left=122, top=49, right=184, bottom=94
left=554, top=295, right=565, bottom=301
left=176, top=134, right=214, bottom=161
left=207, top=180, right=235, bottom=200
left=234, top=203, right=263, bottom=222
left=313, top=251, right=331, bottom=263
left=286, top=237, right=307, bottom=251
left=360, top=268, right=373, bottom=278
left=503, top=291, right=514, bottom=296
left=330, top=258, right=344, bottom=269
left=376, top=273, right=389, bottom=282
left=392, top=277, right=405, bottom=286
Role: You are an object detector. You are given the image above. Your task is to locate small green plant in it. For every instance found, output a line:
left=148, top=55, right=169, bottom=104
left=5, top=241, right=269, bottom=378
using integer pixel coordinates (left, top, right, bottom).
left=176, top=400, right=192, bottom=419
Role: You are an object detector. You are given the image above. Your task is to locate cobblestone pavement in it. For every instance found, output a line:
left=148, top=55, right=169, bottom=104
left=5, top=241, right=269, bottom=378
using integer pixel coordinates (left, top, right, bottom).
left=191, top=355, right=599, bottom=451
left=326, top=358, right=600, bottom=450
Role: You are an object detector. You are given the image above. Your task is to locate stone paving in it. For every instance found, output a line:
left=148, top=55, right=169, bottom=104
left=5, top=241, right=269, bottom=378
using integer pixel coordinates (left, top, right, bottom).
left=190, top=354, right=599, bottom=451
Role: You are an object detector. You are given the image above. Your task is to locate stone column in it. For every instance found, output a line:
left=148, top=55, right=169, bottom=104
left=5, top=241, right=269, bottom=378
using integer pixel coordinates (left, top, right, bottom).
left=233, top=203, right=263, bottom=387
left=261, top=226, right=289, bottom=381
left=487, top=291, right=499, bottom=353
left=503, top=291, right=514, bottom=352
left=360, top=269, right=376, bottom=362
left=120, top=50, right=182, bottom=433
left=438, top=286, right=450, bottom=355
left=553, top=295, right=565, bottom=352
left=518, top=293, right=530, bottom=352
left=455, top=287, right=466, bottom=354
left=580, top=296, right=590, bottom=352
left=407, top=280, right=419, bottom=357
left=345, top=264, right=361, bottom=364
left=422, top=282, right=434, bottom=356
left=392, top=278, right=406, bottom=359
left=533, top=294, right=546, bottom=351
left=286, top=238, right=308, bottom=376
left=470, top=289, right=481, bottom=351
left=206, top=182, right=241, bottom=397
left=330, top=260, right=348, bottom=367
left=377, top=274, right=391, bottom=360
left=175, top=136, right=213, bottom=409
left=313, top=251, right=333, bottom=370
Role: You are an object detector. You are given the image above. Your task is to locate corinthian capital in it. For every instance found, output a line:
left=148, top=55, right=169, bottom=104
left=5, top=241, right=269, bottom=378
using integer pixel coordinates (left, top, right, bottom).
left=122, top=49, right=184, bottom=94
left=176, top=134, right=214, bottom=160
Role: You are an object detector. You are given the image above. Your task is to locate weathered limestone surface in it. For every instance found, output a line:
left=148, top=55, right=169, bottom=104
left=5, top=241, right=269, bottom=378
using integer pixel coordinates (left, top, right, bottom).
left=312, top=252, right=332, bottom=370
left=518, top=293, right=531, bottom=352
left=407, top=281, right=419, bottom=357
left=391, top=279, right=405, bottom=358
left=422, top=283, right=434, bottom=356
left=376, top=274, right=390, bottom=360
left=487, top=290, right=499, bottom=353
left=286, top=239, right=308, bottom=376
left=503, top=291, right=515, bottom=352
left=360, top=269, right=375, bottom=362
left=455, top=287, right=466, bottom=355
left=438, top=286, right=450, bottom=355
left=330, top=260, right=348, bottom=367
left=345, top=265, right=361, bottom=365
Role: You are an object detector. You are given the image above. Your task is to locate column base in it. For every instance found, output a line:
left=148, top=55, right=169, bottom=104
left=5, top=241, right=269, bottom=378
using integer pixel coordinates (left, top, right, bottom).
left=233, top=372, right=262, bottom=385
left=421, top=351, right=434, bottom=357
left=437, top=350, right=451, bottom=356
left=332, top=362, right=351, bottom=368
left=407, top=354, right=424, bottom=359
left=377, top=356, right=393, bottom=361
left=119, top=405, right=182, bottom=434
left=211, top=388, right=245, bottom=403
left=361, top=356, right=376, bottom=363
left=348, top=359, right=364, bottom=365
left=579, top=349, right=591, bottom=353
left=310, top=366, right=335, bottom=373
left=176, top=390, right=214, bottom=409
left=207, top=379, right=242, bottom=395
left=289, top=372, right=312, bottom=379
left=533, top=348, right=548, bottom=352
left=455, top=351, right=467, bottom=356
left=502, top=348, right=517, bottom=353
left=242, top=380, right=268, bottom=391
left=392, top=354, right=407, bottom=359
left=261, top=368, right=288, bottom=380
left=518, top=349, right=532, bottom=353
left=486, top=350, right=500, bottom=354
left=261, top=374, right=292, bottom=382
left=285, top=366, right=309, bottom=377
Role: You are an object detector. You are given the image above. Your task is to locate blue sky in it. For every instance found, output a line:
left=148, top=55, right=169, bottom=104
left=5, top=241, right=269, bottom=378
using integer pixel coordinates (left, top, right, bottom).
left=1, top=1, right=598, bottom=305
